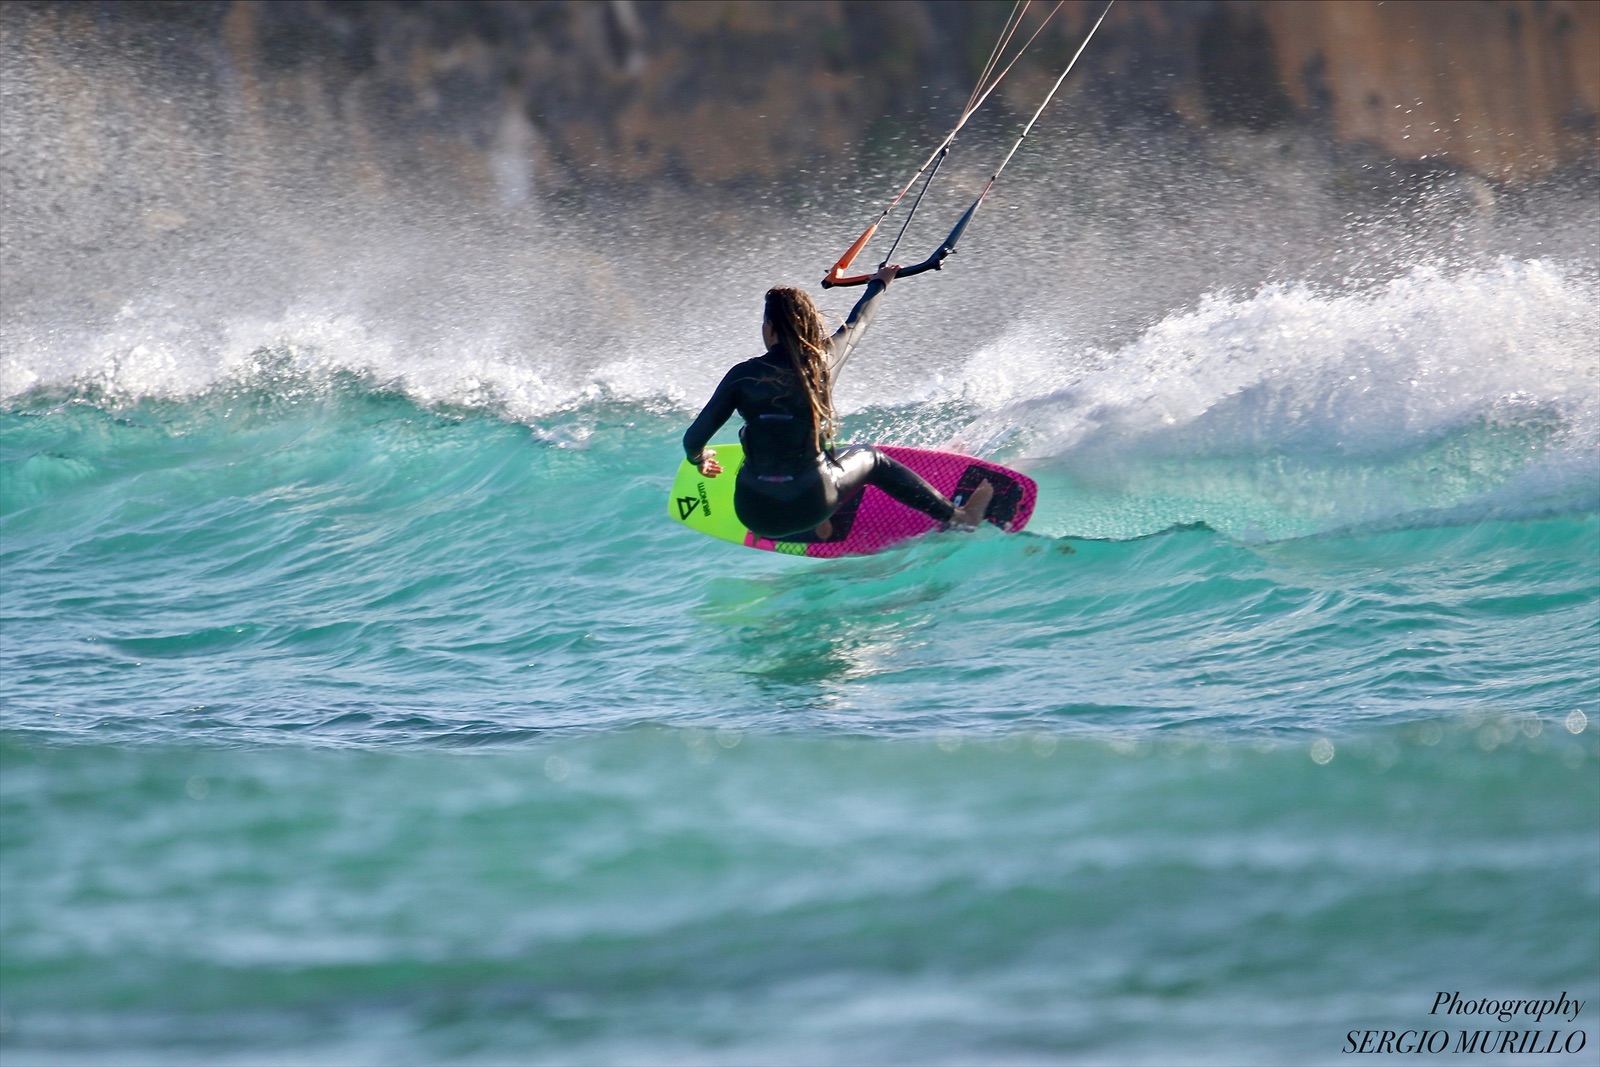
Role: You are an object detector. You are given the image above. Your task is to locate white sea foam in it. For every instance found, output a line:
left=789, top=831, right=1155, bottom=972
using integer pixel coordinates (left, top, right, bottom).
left=4, top=244, right=1595, bottom=534
left=955, top=259, right=1595, bottom=454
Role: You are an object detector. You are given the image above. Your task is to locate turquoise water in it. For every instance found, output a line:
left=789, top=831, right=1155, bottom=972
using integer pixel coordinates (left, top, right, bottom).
left=3, top=257, right=1598, bottom=1063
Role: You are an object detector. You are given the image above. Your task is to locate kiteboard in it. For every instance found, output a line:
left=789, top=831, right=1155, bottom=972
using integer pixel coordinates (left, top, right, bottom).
left=668, top=443, right=1036, bottom=558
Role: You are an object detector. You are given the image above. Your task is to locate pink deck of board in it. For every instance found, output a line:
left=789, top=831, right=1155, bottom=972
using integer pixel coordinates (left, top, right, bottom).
left=744, top=445, right=1037, bottom=558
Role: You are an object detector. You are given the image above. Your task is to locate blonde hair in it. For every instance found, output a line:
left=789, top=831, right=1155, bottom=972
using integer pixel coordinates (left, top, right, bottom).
left=764, top=286, right=836, bottom=449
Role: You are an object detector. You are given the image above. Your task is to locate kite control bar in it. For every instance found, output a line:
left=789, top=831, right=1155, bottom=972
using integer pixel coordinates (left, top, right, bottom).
left=820, top=0, right=1113, bottom=290
left=821, top=184, right=989, bottom=289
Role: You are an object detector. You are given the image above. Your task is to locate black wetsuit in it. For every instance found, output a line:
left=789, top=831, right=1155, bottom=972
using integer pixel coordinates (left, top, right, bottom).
left=683, top=279, right=956, bottom=539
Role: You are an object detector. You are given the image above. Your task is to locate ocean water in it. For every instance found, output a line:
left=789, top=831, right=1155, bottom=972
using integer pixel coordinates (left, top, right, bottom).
left=3, top=240, right=1597, bottom=1066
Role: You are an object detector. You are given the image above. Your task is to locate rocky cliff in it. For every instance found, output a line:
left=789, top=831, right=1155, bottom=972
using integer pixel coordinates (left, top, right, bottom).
left=4, top=0, right=1595, bottom=219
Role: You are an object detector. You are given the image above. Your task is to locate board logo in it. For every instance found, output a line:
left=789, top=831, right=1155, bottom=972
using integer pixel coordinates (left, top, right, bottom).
left=676, top=495, right=700, bottom=520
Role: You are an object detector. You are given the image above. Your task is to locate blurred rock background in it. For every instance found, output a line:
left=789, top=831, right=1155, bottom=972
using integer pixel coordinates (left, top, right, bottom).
left=4, top=0, right=1596, bottom=362
left=5, top=0, right=1595, bottom=211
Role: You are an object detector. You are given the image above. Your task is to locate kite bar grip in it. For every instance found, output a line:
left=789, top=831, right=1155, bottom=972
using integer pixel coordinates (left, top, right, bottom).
left=894, top=255, right=949, bottom=279
left=821, top=269, right=872, bottom=289
left=822, top=256, right=944, bottom=288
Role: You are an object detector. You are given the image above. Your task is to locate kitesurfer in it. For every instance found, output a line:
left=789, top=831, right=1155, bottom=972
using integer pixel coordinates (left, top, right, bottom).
left=683, top=265, right=992, bottom=541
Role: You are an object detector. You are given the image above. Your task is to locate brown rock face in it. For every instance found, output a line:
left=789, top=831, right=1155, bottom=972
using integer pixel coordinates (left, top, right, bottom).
left=1262, top=0, right=1598, bottom=182
left=2, top=0, right=1596, bottom=217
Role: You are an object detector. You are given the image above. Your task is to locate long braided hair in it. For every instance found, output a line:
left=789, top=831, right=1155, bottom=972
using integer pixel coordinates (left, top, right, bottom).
left=764, top=286, right=836, bottom=450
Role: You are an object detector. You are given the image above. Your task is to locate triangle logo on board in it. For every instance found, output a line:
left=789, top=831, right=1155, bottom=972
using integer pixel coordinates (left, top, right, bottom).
left=676, top=496, right=700, bottom=520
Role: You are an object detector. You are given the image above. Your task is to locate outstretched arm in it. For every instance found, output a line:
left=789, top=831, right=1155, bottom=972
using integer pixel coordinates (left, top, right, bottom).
left=683, top=365, right=742, bottom=473
left=828, top=264, right=899, bottom=375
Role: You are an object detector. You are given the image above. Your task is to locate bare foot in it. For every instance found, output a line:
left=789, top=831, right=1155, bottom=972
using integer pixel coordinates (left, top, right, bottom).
left=813, top=518, right=833, bottom=540
left=950, top=480, right=994, bottom=530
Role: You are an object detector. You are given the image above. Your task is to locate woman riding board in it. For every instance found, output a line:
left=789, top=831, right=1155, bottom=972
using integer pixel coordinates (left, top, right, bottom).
left=683, top=265, right=992, bottom=542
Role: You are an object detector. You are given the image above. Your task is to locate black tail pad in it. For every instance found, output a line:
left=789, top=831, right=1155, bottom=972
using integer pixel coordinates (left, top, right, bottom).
left=954, top=465, right=1022, bottom=527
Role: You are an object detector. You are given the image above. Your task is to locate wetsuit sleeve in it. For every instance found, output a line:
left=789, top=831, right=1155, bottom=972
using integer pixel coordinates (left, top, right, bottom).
left=683, top=365, right=743, bottom=462
left=828, top=277, right=889, bottom=375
